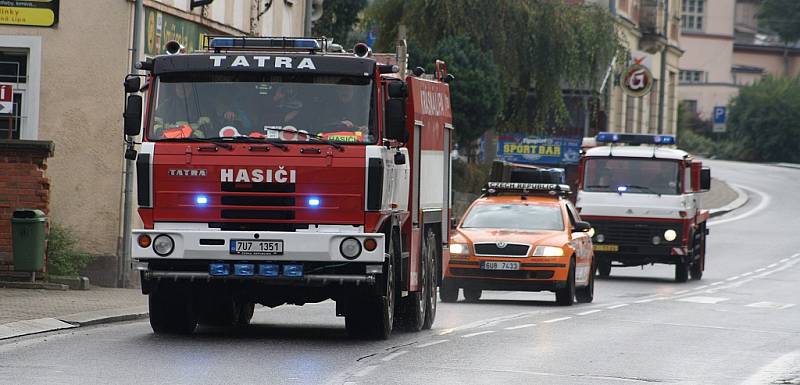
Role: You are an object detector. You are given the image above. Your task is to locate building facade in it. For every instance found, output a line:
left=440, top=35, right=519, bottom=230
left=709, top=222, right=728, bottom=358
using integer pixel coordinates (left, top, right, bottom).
left=679, top=0, right=800, bottom=119
left=0, top=0, right=309, bottom=285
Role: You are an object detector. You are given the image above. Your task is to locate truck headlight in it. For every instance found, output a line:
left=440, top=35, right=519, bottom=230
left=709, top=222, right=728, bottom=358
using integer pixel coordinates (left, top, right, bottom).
left=449, top=243, right=469, bottom=255
left=533, top=246, right=564, bottom=257
left=340, top=237, right=362, bottom=260
left=664, top=229, right=677, bottom=242
left=152, top=234, right=174, bottom=256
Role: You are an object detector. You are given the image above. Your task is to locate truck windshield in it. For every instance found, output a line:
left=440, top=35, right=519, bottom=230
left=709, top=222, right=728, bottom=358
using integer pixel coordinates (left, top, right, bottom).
left=583, top=158, right=680, bottom=195
left=461, top=204, right=564, bottom=231
left=148, top=74, right=374, bottom=144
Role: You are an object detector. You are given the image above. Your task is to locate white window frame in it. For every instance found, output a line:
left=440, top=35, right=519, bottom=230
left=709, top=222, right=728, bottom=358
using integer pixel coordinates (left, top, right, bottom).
left=679, top=70, right=705, bottom=84
left=0, top=35, right=41, bottom=140
left=681, top=0, right=705, bottom=32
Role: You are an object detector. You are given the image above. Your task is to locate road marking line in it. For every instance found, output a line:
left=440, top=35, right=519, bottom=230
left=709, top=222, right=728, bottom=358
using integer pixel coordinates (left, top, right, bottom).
left=678, top=296, right=729, bottom=304
left=354, top=365, right=379, bottom=377
left=381, top=350, right=408, bottom=362
left=695, top=285, right=709, bottom=290
left=634, top=298, right=655, bottom=303
left=740, top=272, right=753, bottom=277
left=726, top=276, right=740, bottom=281
left=504, top=323, right=536, bottom=330
left=780, top=304, right=796, bottom=310
left=674, top=290, right=690, bottom=295
left=768, top=263, right=778, bottom=268
left=710, top=281, right=724, bottom=286
left=416, top=340, right=449, bottom=348
left=462, top=331, right=496, bottom=338
left=543, top=317, right=572, bottom=323
left=577, top=309, right=603, bottom=316
left=437, top=328, right=455, bottom=335
left=780, top=258, right=789, bottom=263
left=756, top=268, right=766, bottom=272
left=746, top=302, right=784, bottom=309
left=607, top=304, right=629, bottom=309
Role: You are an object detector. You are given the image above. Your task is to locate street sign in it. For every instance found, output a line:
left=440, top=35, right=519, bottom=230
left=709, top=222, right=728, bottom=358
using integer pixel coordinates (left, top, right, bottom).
left=0, top=84, right=12, bottom=115
left=713, top=106, right=727, bottom=133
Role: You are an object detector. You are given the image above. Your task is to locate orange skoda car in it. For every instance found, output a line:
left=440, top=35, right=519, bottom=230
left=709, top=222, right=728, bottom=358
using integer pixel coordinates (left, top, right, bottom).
left=442, top=182, right=595, bottom=306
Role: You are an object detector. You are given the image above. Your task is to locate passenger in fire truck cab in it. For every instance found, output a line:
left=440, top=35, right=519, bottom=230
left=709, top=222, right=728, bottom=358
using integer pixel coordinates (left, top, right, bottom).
left=153, top=83, right=209, bottom=138
left=319, top=78, right=369, bottom=137
left=212, top=91, right=254, bottom=135
left=262, top=85, right=303, bottom=126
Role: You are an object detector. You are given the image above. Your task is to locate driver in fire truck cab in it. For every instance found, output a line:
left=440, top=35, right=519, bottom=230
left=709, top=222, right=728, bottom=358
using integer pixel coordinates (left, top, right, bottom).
left=443, top=176, right=596, bottom=306
left=150, top=75, right=374, bottom=143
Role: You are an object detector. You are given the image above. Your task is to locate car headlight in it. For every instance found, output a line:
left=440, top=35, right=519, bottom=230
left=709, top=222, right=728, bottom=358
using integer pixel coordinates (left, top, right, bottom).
left=340, top=237, right=362, bottom=260
left=533, top=246, right=564, bottom=257
left=449, top=243, right=469, bottom=255
left=664, top=229, right=677, bottom=242
left=152, top=234, right=175, bottom=256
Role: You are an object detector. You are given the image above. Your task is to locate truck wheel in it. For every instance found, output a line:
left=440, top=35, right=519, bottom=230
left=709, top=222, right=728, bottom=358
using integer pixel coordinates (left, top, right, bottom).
left=575, top=264, right=595, bottom=303
left=346, top=253, right=396, bottom=340
left=555, top=260, right=576, bottom=306
left=675, top=260, right=690, bottom=283
left=463, top=287, right=482, bottom=302
left=197, top=296, right=239, bottom=327
left=597, top=261, right=611, bottom=277
left=149, top=286, right=197, bottom=335
left=399, top=239, right=427, bottom=332
left=423, top=231, right=438, bottom=330
left=439, top=279, right=459, bottom=303
left=236, top=302, right=255, bottom=326
left=690, top=231, right=705, bottom=280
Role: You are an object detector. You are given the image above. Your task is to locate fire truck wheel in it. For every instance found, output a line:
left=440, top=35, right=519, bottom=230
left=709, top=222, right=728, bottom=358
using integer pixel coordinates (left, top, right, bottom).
left=597, top=261, right=611, bottom=277
left=555, top=259, right=576, bottom=306
left=236, top=302, right=255, bottom=325
left=423, top=231, right=438, bottom=330
left=690, top=231, right=705, bottom=280
left=197, top=296, right=240, bottom=327
left=398, top=240, right=426, bottom=332
left=463, top=287, right=482, bottom=302
left=346, top=253, right=396, bottom=340
left=148, top=287, right=197, bottom=335
left=439, top=280, right=459, bottom=303
left=575, top=263, right=595, bottom=303
left=675, top=260, right=690, bottom=283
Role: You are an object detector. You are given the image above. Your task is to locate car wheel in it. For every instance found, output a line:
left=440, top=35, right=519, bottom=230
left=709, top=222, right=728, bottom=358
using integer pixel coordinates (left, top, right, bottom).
left=463, top=287, right=482, bottom=302
left=556, top=259, right=576, bottom=306
left=575, top=264, right=595, bottom=304
left=597, top=261, right=611, bottom=277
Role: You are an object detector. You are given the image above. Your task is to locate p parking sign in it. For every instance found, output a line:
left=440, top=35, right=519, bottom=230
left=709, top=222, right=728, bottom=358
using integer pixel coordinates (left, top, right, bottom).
left=712, top=106, right=727, bottom=133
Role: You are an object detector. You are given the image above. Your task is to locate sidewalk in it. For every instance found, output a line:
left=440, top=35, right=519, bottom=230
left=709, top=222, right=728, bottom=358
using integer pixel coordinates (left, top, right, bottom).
left=0, top=178, right=747, bottom=341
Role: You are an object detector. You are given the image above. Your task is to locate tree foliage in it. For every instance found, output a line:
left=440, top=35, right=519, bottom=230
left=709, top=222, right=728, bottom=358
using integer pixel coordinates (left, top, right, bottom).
left=758, top=0, right=800, bottom=45
left=727, top=76, right=800, bottom=162
left=365, top=0, right=625, bottom=133
left=312, top=0, right=368, bottom=47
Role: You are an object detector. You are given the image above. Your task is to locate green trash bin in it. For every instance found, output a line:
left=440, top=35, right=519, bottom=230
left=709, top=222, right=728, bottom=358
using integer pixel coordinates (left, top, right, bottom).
left=11, top=209, right=47, bottom=272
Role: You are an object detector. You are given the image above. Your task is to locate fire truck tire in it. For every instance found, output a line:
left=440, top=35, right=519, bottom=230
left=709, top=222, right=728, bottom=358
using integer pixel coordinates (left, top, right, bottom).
left=555, top=260, right=576, bottom=306
left=148, top=288, right=197, bottom=335
left=575, top=263, right=595, bottom=303
left=690, top=230, right=705, bottom=280
left=463, top=288, right=482, bottom=302
left=197, top=296, right=240, bottom=327
left=398, top=244, right=426, bottom=332
left=237, top=302, right=255, bottom=325
left=675, top=260, right=690, bottom=283
left=439, top=280, right=459, bottom=303
left=423, top=231, right=438, bottom=330
left=346, top=254, right=396, bottom=340
left=597, top=261, right=611, bottom=277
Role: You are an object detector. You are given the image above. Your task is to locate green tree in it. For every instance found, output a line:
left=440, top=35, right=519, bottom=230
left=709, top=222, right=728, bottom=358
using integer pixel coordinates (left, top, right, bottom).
left=312, top=0, right=368, bottom=47
left=758, top=0, right=800, bottom=75
left=365, top=0, right=624, bottom=133
left=727, top=76, right=800, bottom=162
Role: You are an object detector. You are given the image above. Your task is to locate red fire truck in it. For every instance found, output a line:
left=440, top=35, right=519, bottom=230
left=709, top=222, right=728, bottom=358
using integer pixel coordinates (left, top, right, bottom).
left=121, top=37, right=454, bottom=339
left=576, top=132, right=711, bottom=282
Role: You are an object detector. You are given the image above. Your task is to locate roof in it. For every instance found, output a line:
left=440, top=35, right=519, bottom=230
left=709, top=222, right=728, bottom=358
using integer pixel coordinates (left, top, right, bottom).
left=475, top=194, right=563, bottom=206
left=583, top=145, right=689, bottom=160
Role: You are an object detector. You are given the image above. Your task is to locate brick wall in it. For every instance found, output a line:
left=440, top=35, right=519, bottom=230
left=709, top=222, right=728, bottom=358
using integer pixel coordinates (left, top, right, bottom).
left=0, top=140, right=55, bottom=271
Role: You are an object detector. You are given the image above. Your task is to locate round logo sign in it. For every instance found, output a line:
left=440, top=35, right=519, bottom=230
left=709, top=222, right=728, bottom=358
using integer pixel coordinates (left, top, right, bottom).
left=622, top=64, right=654, bottom=97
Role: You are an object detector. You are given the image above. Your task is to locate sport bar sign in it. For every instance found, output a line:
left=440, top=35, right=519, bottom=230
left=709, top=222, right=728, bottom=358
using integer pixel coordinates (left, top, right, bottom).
left=0, top=0, right=59, bottom=27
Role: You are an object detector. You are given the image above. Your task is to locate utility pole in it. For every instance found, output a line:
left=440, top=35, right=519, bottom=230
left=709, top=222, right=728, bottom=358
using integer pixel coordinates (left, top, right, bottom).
left=657, top=0, right=669, bottom=134
left=304, top=0, right=313, bottom=36
left=120, top=0, right=144, bottom=288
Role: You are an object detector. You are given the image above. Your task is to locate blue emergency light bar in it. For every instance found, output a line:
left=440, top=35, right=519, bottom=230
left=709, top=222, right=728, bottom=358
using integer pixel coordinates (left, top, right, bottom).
left=596, top=132, right=675, bottom=145
left=208, top=37, right=322, bottom=51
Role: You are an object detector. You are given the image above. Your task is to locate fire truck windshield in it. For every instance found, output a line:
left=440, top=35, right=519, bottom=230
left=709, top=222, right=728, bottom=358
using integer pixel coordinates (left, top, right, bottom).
left=148, top=74, right=374, bottom=143
left=461, top=203, right=565, bottom=231
left=583, top=158, right=680, bottom=195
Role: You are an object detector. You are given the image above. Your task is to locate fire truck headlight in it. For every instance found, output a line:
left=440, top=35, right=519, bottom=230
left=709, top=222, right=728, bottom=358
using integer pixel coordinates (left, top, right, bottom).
left=152, top=235, right=175, bottom=256
left=340, top=237, right=362, bottom=260
left=664, top=229, right=677, bottom=242
left=652, top=236, right=662, bottom=245
left=595, top=234, right=605, bottom=243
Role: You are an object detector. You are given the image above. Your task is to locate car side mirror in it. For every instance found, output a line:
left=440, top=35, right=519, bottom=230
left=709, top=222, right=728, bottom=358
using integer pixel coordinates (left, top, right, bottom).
left=385, top=98, right=408, bottom=142
left=450, top=217, right=459, bottom=229
left=124, top=94, right=143, bottom=137
left=700, top=167, right=711, bottom=191
left=573, top=221, right=592, bottom=233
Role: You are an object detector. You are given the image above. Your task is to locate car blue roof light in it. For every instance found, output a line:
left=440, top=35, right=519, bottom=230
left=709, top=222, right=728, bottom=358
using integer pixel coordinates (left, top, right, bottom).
left=234, top=263, right=255, bottom=276
left=195, top=195, right=209, bottom=205
left=596, top=132, right=676, bottom=145
left=259, top=264, right=279, bottom=277
left=308, top=197, right=321, bottom=207
left=209, top=263, right=230, bottom=276
left=283, top=264, right=303, bottom=278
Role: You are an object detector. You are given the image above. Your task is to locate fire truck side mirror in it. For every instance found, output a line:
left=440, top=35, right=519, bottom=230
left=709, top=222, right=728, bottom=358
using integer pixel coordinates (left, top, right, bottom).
left=385, top=98, right=407, bottom=142
left=699, top=167, right=711, bottom=191
left=124, top=95, right=143, bottom=137
left=124, top=76, right=141, bottom=93
left=387, top=82, right=407, bottom=98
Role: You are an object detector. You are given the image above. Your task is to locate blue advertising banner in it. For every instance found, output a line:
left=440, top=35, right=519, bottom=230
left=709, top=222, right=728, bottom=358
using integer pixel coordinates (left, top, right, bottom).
left=496, top=135, right=582, bottom=165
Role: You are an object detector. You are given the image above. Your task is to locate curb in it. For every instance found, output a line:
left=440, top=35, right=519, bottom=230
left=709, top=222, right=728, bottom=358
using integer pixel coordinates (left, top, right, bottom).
left=0, top=306, right=148, bottom=341
left=709, top=183, right=748, bottom=218
left=775, top=163, right=800, bottom=169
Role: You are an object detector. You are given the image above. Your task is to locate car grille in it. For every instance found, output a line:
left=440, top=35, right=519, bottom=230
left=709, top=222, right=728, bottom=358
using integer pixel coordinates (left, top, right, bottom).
left=474, top=243, right=530, bottom=257
left=450, top=268, right=554, bottom=279
left=589, top=220, right=682, bottom=246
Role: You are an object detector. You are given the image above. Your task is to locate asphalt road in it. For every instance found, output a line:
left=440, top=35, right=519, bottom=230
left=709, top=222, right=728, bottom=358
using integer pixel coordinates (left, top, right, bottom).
left=2, top=160, right=799, bottom=385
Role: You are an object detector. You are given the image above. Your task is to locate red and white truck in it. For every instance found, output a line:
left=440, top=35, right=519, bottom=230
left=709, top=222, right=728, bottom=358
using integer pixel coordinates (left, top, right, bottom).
left=122, top=37, right=453, bottom=338
left=576, top=132, right=711, bottom=282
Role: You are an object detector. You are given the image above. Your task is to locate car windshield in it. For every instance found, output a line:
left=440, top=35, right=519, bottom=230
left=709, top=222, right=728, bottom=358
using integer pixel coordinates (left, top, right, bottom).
left=148, top=73, right=374, bottom=143
left=461, top=203, right=564, bottom=231
left=583, top=158, right=680, bottom=195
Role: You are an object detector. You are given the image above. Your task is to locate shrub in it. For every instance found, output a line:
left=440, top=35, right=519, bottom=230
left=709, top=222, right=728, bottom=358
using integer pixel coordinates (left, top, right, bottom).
left=47, top=223, right=93, bottom=277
